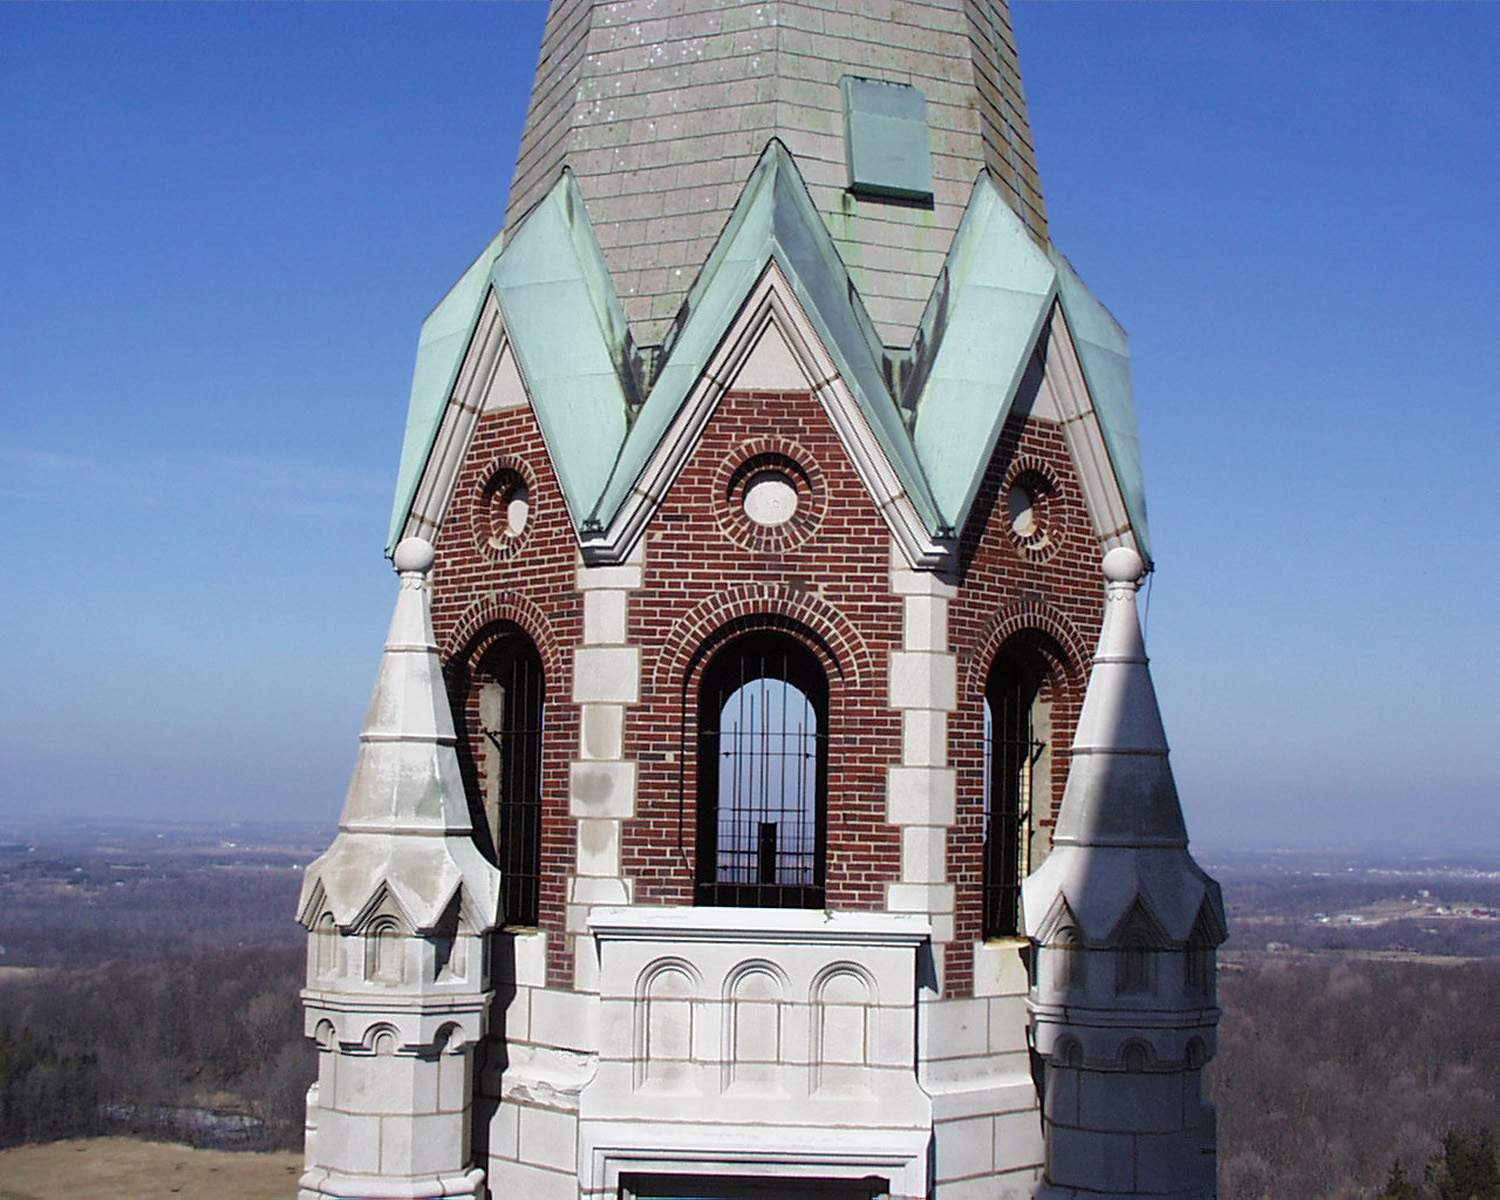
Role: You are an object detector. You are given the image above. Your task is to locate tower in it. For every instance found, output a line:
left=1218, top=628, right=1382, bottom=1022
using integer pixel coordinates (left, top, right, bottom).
left=296, top=538, right=502, bottom=1200
left=301, top=3, right=1225, bottom=1197
left=1023, top=547, right=1226, bottom=1198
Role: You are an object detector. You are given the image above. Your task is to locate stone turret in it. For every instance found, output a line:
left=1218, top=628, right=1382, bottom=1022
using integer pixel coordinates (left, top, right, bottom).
left=296, top=537, right=502, bottom=1200
left=1023, top=547, right=1228, bottom=1198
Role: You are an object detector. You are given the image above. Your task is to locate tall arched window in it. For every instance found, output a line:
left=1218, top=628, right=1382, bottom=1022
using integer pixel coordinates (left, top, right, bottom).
left=696, top=632, right=828, bottom=908
left=983, top=648, right=1047, bottom=937
left=477, top=633, right=545, bottom=927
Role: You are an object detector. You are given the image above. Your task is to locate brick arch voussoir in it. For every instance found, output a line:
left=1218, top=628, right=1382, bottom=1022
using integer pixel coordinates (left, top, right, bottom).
left=442, top=590, right=566, bottom=691
left=649, top=584, right=871, bottom=700
left=965, top=600, right=1090, bottom=700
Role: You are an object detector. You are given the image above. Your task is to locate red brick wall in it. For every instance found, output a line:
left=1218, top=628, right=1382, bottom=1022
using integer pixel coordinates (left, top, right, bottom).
left=624, top=388, right=904, bottom=909
left=945, top=414, right=1105, bottom=995
left=424, top=386, right=1106, bottom=995
left=428, top=404, right=581, bottom=987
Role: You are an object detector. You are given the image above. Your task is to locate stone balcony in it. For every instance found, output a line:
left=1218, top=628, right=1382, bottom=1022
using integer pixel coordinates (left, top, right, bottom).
left=577, top=906, right=934, bottom=1199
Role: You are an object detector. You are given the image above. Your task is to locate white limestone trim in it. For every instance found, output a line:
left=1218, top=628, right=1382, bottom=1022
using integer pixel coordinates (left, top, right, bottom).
left=578, top=260, right=953, bottom=568
left=568, top=541, right=645, bottom=991
left=400, top=291, right=510, bottom=544
left=587, top=906, right=931, bottom=947
left=972, top=938, right=1031, bottom=999
left=1037, top=304, right=1143, bottom=558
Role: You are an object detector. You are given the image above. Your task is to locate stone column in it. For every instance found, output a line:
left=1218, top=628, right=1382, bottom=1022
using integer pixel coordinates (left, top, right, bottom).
left=297, top=538, right=503, bottom=1200
left=1024, top=548, right=1227, bottom=1198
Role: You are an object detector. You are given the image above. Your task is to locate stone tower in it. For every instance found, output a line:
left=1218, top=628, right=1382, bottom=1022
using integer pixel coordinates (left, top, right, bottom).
left=1023, top=547, right=1226, bottom=1198
left=302, top=1, right=1224, bottom=1196
left=296, top=538, right=502, bottom=1200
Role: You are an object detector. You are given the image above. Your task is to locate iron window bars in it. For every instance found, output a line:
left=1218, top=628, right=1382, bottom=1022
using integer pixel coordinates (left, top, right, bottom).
left=696, top=632, right=828, bottom=909
left=481, top=636, right=545, bottom=928
left=982, top=655, right=1045, bottom=937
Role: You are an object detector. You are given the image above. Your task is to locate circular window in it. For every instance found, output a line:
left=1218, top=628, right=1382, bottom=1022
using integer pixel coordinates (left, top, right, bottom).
left=743, top=470, right=799, bottom=527
left=1002, top=464, right=1060, bottom=559
left=471, top=459, right=538, bottom=562
left=713, top=442, right=825, bottom=553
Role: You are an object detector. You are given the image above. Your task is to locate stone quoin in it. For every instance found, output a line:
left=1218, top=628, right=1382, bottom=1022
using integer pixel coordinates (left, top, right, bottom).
left=297, top=3, right=1226, bottom=1198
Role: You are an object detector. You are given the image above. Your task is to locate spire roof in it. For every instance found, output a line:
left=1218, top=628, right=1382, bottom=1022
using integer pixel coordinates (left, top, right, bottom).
left=503, top=0, right=1046, bottom=350
left=298, top=538, right=502, bottom=933
left=1022, top=548, right=1225, bottom=946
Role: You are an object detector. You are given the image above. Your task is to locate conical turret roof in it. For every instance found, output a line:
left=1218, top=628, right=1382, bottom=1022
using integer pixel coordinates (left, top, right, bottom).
left=1023, top=549, right=1226, bottom=947
left=298, top=538, right=501, bottom=933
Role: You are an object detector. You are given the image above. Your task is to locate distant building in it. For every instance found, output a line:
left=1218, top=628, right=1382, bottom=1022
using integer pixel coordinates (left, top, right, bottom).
left=296, top=4, right=1226, bottom=1198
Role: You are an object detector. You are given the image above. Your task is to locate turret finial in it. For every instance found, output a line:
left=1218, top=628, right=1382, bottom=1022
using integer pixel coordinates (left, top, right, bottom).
left=392, top=536, right=435, bottom=575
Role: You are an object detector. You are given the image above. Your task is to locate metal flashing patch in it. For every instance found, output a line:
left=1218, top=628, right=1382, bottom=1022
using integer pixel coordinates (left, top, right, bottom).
left=840, top=76, right=934, bottom=204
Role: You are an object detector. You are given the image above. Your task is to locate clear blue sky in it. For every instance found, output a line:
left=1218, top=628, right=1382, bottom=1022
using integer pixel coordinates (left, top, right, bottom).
left=2, top=3, right=1495, bottom=852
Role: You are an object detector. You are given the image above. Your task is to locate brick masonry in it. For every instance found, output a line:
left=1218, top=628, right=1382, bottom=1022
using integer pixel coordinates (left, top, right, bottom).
left=428, top=380, right=1103, bottom=997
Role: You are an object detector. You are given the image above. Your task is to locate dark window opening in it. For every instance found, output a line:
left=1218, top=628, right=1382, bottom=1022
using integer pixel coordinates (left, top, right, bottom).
left=696, top=632, right=828, bottom=908
left=621, top=1173, right=889, bottom=1200
left=983, top=650, right=1046, bottom=937
left=478, top=635, right=545, bottom=927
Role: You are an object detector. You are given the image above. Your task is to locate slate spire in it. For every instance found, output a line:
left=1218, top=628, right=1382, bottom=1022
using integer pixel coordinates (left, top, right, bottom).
left=503, top=0, right=1047, bottom=349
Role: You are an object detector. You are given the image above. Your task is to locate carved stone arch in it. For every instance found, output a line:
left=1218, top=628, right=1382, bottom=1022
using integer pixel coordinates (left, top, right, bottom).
left=810, top=961, right=878, bottom=1092
left=634, top=957, right=702, bottom=1091
left=650, top=584, right=871, bottom=699
left=1185, top=1037, right=1208, bottom=1069
left=810, top=959, right=878, bottom=1007
left=722, top=957, right=791, bottom=1001
left=364, top=914, right=405, bottom=985
left=312, top=911, right=339, bottom=979
left=362, top=1022, right=402, bottom=1056
left=1120, top=1039, right=1154, bottom=1073
left=433, top=1021, right=466, bottom=1055
left=1110, top=895, right=1171, bottom=949
left=1054, top=1036, right=1084, bottom=1068
left=722, top=959, right=790, bottom=1090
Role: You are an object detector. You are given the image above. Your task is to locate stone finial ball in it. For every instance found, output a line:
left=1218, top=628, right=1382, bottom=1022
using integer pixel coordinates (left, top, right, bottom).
left=1102, top=545, right=1145, bottom=584
left=393, top=537, right=436, bottom=574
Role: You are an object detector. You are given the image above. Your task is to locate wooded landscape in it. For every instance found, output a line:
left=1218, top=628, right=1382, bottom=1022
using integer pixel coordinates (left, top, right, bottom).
left=3, top=831, right=1499, bottom=1196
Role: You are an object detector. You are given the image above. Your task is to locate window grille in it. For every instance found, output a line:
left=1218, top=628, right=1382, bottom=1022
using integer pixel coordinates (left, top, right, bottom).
left=480, top=637, right=545, bottom=927
left=982, top=655, right=1044, bottom=937
left=696, top=633, right=827, bottom=908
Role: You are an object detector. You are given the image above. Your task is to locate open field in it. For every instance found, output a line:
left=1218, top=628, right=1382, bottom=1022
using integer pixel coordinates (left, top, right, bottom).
left=0, top=1138, right=301, bottom=1200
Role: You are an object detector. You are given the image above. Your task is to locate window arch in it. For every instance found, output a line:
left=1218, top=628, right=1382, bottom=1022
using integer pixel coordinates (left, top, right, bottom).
left=695, top=631, right=828, bottom=908
left=476, top=630, right=545, bottom=927
left=982, top=645, right=1048, bottom=937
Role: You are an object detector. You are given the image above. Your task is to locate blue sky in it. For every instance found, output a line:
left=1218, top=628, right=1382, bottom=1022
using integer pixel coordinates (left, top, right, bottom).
left=1, top=3, right=1494, bottom=852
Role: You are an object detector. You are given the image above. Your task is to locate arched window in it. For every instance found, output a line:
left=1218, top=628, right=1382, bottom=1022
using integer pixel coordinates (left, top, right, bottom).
left=477, top=633, right=545, bottom=927
left=695, top=632, right=827, bottom=908
left=983, top=648, right=1047, bottom=937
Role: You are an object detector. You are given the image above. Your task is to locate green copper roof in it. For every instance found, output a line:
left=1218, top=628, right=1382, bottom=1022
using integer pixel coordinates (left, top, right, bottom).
left=594, top=140, right=941, bottom=534
left=1050, top=249, right=1151, bottom=560
left=386, top=230, right=505, bottom=553
left=489, top=172, right=639, bottom=528
left=387, top=143, right=1150, bottom=563
left=908, top=176, right=1057, bottom=537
